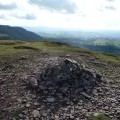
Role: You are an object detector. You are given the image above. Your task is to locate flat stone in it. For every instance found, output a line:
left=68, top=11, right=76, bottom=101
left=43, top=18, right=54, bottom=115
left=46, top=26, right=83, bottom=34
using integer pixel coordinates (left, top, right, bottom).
left=32, top=110, right=40, bottom=118
left=81, top=92, right=92, bottom=99
left=42, top=113, right=47, bottom=117
left=26, top=103, right=30, bottom=108
left=29, top=77, right=38, bottom=88
left=34, top=102, right=39, bottom=106
left=17, top=98, right=22, bottom=103
left=46, top=97, right=55, bottom=102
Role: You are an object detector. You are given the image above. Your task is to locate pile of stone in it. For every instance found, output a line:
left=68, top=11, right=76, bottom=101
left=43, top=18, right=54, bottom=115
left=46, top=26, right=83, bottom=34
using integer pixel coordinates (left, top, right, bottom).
left=28, top=58, right=106, bottom=101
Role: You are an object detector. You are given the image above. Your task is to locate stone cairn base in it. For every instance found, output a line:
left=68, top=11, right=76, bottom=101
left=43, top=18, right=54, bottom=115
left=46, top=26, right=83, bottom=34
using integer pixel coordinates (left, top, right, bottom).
left=28, top=58, right=106, bottom=102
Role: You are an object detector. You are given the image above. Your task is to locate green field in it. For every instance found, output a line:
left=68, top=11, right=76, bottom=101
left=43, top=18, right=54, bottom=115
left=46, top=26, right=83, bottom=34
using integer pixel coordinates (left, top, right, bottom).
left=0, top=40, right=119, bottom=63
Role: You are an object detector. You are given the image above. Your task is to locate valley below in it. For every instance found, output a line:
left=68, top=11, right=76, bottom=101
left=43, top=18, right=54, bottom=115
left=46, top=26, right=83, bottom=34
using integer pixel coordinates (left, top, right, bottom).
left=36, top=29, right=120, bottom=57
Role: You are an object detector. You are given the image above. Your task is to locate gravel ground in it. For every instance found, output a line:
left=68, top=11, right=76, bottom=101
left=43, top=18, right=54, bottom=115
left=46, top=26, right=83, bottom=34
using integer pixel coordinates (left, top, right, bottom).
left=0, top=52, right=120, bottom=120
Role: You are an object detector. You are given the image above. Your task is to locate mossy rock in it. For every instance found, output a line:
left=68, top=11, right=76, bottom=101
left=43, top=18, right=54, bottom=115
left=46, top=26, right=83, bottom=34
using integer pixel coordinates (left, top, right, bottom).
left=91, top=113, right=111, bottom=120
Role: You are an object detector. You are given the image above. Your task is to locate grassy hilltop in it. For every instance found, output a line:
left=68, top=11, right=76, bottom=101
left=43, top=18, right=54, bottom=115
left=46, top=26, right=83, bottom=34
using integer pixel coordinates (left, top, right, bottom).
left=0, top=40, right=120, bottom=120
left=0, top=40, right=119, bottom=62
left=0, top=40, right=120, bottom=80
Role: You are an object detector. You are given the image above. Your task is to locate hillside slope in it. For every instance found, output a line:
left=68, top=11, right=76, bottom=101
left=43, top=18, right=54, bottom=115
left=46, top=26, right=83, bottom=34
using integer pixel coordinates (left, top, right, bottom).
left=36, top=29, right=120, bottom=56
left=0, top=40, right=120, bottom=120
left=0, top=25, right=42, bottom=40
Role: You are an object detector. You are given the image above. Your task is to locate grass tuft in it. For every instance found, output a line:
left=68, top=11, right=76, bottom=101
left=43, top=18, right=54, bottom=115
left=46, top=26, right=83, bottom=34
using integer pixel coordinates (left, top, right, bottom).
left=91, top=113, right=111, bottom=120
left=13, top=46, right=39, bottom=51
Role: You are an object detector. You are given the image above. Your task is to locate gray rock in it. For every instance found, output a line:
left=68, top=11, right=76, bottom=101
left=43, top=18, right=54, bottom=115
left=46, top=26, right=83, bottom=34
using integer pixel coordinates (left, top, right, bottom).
left=34, top=102, right=39, bottom=106
left=17, top=98, right=22, bottom=103
left=46, top=97, right=55, bottom=102
left=26, top=103, right=30, bottom=108
left=27, top=58, right=111, bottom=119
left=39, top=58, right=103, bottom=94
left=32, top=110, right=40, bottom=118
left=81, top=92, right=92, bottom=99
left=29, top=77, right=38, bottom=88
left=42, top=113, right=47, bottom=117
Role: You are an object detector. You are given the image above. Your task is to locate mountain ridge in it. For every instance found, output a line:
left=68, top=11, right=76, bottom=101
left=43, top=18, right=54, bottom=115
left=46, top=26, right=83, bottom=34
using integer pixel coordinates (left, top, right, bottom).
left=0, top=25, right=42, bottom=40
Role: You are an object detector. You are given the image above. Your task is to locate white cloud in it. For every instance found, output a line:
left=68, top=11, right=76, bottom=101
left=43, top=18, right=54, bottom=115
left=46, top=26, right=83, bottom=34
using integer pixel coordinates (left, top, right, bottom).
left=0, top=2, right=17, bottom=10
left=29, top=0, right=77, bottom=13
left=0, top=0, right=120, bottom=30
left=0, top=15, right=5, bottom=19
left=13, top=13, right=36, bottom=20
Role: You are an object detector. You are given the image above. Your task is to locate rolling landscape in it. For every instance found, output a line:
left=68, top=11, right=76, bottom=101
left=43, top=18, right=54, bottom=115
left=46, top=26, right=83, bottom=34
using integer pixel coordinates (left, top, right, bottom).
left=33, top=27, right=120, bottom=56
left=1, top=25, right=120, bottom=56
left=0, top=25, right=120, bottom=120
left=0, top=0, right=120, bottom=120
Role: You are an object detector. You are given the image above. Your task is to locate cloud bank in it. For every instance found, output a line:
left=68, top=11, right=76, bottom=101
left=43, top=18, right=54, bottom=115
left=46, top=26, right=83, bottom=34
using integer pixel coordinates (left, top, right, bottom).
left=0, top=15, right=5, bottom=19
left=29, top=0, right=77, bottom=13
left=14, top=14, right=36, bottom=20
left=0, top=0, right=120, bottom=30
left=0, top=3, right=17, bottom=10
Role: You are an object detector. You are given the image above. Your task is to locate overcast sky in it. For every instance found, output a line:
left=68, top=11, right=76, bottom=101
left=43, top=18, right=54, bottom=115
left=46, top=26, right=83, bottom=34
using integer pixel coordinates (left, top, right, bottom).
left=0, top=0, right=120, bottom=30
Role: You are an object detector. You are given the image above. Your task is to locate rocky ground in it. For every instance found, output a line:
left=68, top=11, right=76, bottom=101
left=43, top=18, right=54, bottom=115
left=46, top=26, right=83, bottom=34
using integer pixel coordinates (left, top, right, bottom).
left=0, top=51, right=120, bottom=120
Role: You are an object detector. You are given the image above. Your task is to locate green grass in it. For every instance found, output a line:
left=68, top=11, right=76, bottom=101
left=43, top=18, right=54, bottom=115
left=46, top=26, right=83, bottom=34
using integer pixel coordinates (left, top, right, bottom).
left=0, top=40, right=119, bottom=63
left=13, top=45, right=39, bottom=51
left=0, top=40, right=88, bottom=55
left=91, top=113, right=111, bottom=120
left=93, top=52, right=120, bottom=63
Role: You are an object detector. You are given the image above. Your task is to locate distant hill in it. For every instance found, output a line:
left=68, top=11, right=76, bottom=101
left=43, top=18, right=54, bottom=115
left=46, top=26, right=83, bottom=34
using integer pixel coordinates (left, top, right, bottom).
left=31, top=27, right=120, bottom=56
left=0, top=25, right=42, bottom=40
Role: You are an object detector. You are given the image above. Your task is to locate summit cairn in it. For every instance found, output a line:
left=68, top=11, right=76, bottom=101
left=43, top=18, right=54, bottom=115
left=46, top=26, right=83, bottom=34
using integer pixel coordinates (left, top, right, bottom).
left=29, top=58, right=105, bottom=100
